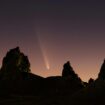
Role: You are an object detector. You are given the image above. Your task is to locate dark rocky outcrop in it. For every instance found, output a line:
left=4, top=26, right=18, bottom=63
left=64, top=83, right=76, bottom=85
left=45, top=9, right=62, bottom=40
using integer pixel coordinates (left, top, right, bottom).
left=0, top=47, right=84, bottom=100
left=98, top=60, right=105, bottom=80
left=42, top=62, right=84, bottom=97
left=62, top=61, right=75, bottom=77
left=60, top=60, right=105, bottom=105
left=1, top=47, right=105, bottom=105
left=62, top=61, right=83, bottom=84
left=0, top=47, right=44, bottom=96
left=0, top=47, right=31, bottom=80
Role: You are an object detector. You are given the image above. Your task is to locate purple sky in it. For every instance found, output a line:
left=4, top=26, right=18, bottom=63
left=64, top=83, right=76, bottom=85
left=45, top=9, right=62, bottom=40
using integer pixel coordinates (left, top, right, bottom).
left=0, top=1, right=105, bottom=81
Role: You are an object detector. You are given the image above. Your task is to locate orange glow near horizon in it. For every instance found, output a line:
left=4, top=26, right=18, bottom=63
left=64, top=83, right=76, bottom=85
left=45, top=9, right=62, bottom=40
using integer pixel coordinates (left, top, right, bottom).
left=30, top=59, right=101, bottom=82
left=0, top=45, right=103, bottom=82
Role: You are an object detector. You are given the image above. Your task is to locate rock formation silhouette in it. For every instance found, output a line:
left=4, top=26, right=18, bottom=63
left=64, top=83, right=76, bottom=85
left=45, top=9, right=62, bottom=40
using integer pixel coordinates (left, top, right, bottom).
left=0, top=47, right=31, bottom=80
left=0, top=47, right=105, bottom=105
left=60, top=61, right=84, bottom=96
left=2, top=47, right=30, bottom=72
left=62, top=61, right=74, bottom=77
left=62, top=61, right=82, bottom=82
left=0, top=47, right=44, bottom=96
left=98, top=60, right=105, bottom=79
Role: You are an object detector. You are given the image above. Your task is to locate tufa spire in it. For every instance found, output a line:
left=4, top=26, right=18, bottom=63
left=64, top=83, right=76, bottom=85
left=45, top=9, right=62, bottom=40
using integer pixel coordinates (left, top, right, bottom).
left=62, top=61, right=77, bottom=78
left=98, top=59, right=105, bottom=79
left=0, top=47, right=31, bottom=80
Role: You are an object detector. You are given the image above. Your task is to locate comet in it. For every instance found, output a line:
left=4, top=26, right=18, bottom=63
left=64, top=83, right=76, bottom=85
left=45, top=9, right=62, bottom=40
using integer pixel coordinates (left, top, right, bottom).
left=36, top=31, right=50, bottom=70
left=42, top=50, right=50, bottom=70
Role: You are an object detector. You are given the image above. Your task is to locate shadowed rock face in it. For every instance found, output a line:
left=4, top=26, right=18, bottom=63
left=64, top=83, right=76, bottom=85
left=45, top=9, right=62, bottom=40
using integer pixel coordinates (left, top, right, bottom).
left=0, top=47, right=31, bottom=80
left=62, top=61, right=82, bottom=81
left=62, top=61, right=74, bottom=77
left=98, top=60, right=105, bottom=79
left=1, top=47, right=105, bottom=105
left=61, top=61, right=84, bottom=94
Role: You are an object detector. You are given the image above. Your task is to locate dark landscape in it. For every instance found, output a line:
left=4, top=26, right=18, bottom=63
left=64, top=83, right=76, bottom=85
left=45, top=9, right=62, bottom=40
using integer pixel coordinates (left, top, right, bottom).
left=0, top=1, right=105, bottom=105
left=0, top=47, right=105, bottom=105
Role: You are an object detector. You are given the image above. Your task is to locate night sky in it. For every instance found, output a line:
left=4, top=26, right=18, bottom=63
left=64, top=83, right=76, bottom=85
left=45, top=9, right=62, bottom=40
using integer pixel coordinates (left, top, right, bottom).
left=0, top=1, right=105, bottom=81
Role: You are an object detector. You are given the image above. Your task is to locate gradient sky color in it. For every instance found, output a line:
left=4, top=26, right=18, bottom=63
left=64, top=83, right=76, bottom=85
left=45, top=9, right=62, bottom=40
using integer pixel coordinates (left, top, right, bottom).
left=0, top=1, right=105, bottom=81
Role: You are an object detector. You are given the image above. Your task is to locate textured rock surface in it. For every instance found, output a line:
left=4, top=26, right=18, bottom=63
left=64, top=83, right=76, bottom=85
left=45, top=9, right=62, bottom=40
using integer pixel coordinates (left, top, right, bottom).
left=0, top=47, right=30, bottom=80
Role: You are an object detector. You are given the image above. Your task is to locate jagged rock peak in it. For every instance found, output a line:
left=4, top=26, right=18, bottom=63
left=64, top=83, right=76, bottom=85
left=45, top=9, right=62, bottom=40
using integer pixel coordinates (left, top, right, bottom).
left=62, top=61, right=77, bottom=78
left=62, top=61, right=83, bottom=88
left=1, top=47, right=31, bottom=73
left=98, top=59, right=105, bottom=79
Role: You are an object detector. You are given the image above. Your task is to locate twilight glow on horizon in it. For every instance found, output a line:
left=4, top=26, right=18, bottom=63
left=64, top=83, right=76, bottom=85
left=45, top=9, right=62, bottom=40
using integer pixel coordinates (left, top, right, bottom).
left=0, top=1, right=105, bottom=81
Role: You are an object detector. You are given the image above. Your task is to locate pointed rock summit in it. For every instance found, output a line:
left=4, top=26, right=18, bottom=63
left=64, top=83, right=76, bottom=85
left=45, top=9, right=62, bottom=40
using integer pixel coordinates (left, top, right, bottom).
left=62, top=61, right=84, bottom=92
left=98, top=59, right=105, bottom=79
left=62, top=61, right=82, bottom=82
left=0, top=47, right=31, bottom=80
left=62, top=61, right=77, bottom=77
